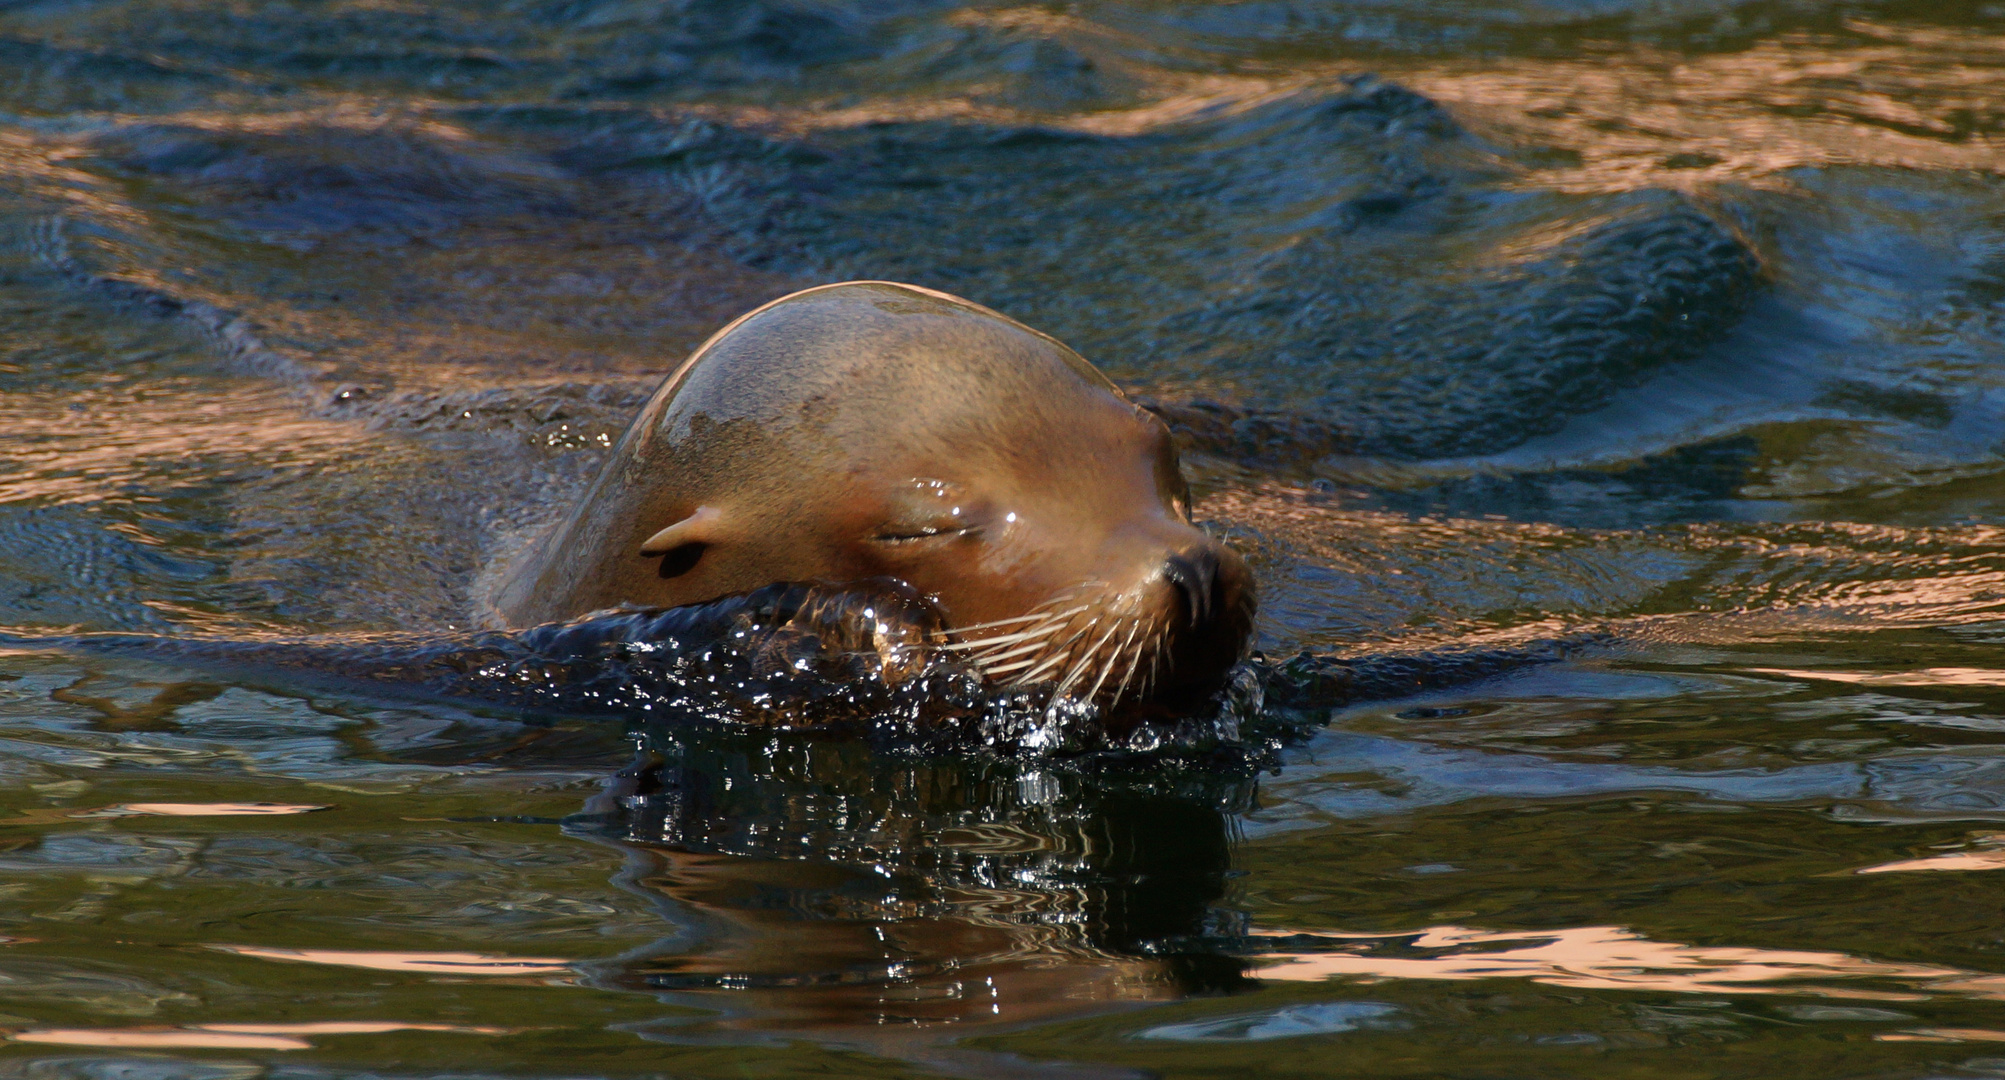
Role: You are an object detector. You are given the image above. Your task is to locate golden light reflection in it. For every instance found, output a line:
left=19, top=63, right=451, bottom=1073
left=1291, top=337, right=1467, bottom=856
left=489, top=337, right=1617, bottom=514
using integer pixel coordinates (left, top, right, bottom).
left=1749, top=667, right=2005, bottom=688
left=0, top=388, right=359, bottom=510
left=663, top=21, right=2005, bottom=189
left=0, top=802, right=328, bottom=825
left=208, top=944, right=573, bottom=976
left=1398, top=31, right=2005, bottom=192
left=1213, top=484, right=2005, bottom=654
left=1879, top=1027, right=2005, bottom=1042
left=1855, top=838, right=2005, bottom=875
left=1246, top=923, right=2005, bottom=1001
left=11, top=1021, right=517, bottom=1051
left=111, top=802, right=328, bottom=816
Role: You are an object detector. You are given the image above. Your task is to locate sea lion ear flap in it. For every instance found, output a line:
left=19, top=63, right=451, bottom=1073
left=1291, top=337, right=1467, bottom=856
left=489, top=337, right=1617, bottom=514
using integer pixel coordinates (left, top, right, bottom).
left=639, top=506, right=725, bottom=578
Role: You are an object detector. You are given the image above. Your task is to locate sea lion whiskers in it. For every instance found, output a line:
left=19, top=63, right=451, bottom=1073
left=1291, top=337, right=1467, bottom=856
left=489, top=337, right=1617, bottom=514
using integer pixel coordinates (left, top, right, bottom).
left=1083, top=617, right=1143, bottom=705
left=948, top=612, right=1052, bottom=634
left=1107, top=615, right=1155, bottom=712
left=967, top=612, right=1080, bottom=675
left=943, top=592, right=1098, bottom=666
left=968, top=592, right=1097, bottom=632
left=938, top=622, right=1064, bottom=653
left=1005, top=647, right=1074, bottom=687
left=955, top=565, right=1208, bottom=709
left=1144, top=632, right=1168, bottom=699
left=1054, top=620, right=1127, bottom=700
left=1009, top=620, right=1098, bottom=688
left=961, top=632, right=1067, bottom=666
left=1009, top=599, right=1106, bottom=682
left=977, top=657, right=1047, bottom=677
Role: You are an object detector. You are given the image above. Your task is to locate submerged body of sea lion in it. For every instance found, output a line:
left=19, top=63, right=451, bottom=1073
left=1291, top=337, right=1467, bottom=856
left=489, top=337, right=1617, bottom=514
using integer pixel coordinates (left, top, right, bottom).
left=487, top=281, right=1256, bottom=722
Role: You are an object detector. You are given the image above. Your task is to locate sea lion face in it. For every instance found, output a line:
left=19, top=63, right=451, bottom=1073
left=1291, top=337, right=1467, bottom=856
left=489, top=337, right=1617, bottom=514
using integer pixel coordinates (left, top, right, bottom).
left=493, top=281, right=1254, bottom=718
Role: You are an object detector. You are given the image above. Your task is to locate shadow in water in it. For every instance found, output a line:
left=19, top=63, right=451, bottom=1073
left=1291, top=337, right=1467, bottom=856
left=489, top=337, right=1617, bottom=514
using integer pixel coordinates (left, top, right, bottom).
left=562, top=727, right=1256, bottom=1049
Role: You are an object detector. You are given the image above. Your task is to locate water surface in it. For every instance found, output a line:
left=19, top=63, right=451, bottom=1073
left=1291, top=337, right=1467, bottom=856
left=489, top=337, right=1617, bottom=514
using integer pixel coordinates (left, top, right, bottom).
left=5, top=1, right=2005, bottom=1076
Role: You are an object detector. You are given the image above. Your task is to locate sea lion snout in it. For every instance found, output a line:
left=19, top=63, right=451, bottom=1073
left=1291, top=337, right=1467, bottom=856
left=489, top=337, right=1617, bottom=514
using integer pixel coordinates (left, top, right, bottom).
left=1163, top=547, right=1221, bottom=628
left=942, top=514, right=1255, bottom=720
left=1127, top=532, right=1257, bottom=706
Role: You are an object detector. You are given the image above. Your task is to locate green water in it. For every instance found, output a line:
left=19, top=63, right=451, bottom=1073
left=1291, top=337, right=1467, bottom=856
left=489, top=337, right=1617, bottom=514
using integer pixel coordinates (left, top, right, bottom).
left=6, top=0, right=2005, bottom=1076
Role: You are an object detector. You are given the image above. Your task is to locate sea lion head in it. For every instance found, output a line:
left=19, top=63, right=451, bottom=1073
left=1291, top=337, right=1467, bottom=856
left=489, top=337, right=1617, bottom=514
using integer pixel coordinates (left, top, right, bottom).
left=493, top=281, right=1255, bottom=721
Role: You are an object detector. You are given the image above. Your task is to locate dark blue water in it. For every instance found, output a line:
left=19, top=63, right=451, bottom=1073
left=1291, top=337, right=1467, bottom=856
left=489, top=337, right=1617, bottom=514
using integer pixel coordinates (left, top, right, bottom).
left=6, top=1, right=2005, bottom=1076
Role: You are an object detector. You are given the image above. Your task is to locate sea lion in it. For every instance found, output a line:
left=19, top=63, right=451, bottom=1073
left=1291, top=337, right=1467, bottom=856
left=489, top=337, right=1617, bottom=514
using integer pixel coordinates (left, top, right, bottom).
left=488, top=281, right=1254, bottom=719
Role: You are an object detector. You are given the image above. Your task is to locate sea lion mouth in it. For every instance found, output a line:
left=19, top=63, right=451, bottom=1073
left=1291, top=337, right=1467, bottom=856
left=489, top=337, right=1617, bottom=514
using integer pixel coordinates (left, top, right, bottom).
left=647, top=543, right=1256, bottom=723
left=626, top=570, right=1253, bottom=730
left=939, top=553, right=1257, bottom=720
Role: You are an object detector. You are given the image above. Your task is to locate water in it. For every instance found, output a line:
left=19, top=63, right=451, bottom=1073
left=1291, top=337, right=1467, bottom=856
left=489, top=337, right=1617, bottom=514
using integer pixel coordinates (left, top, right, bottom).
left=4, top=0, right=2005, bottom=1075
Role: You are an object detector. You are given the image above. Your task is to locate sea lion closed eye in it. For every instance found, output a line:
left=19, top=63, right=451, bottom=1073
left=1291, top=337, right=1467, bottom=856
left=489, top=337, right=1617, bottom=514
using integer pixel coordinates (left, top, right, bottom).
left=487, top=281, right=1255, bottom=721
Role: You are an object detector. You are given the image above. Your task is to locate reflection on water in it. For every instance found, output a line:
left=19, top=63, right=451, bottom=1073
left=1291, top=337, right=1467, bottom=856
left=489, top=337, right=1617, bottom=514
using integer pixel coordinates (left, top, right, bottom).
left=1753, top=666, right=2005, bottom=688
left=1854, top=834, right=2005, bottom=874
left=1882, top=1027, right=2005, bottom=1043
left=13, top=1021, right=518, bottom=1051
left=1135, top=1001, right=1405, bottom=1042
left=1248, top=922, right=1969, bottom=1000
left=570, top=731, right=1252, bottom=1034
left=7, top=0, right=2005, bottom=1075
left=206, top=946, right=574, bottom=978
left=0, top=803, right=328, bottom=825
left=1860, top=849, right=2005, bottom=873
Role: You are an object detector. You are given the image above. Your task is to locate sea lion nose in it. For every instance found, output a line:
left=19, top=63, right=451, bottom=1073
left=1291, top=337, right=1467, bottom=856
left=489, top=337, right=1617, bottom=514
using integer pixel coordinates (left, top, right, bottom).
left=1163, top=547, right=1220, bottom=628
